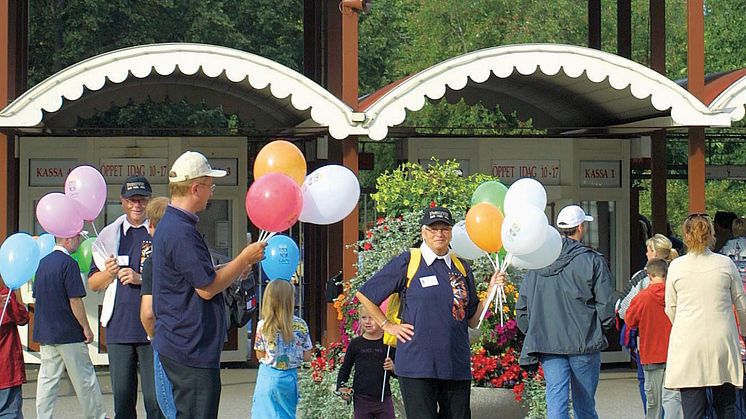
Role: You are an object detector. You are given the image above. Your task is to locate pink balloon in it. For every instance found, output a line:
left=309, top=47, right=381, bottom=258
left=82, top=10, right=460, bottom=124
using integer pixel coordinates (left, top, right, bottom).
left=65, top=165, right=107, bottom=221
left=245, top=173, right=303, bottom=232
left=36, top=193, right=84, bottom=238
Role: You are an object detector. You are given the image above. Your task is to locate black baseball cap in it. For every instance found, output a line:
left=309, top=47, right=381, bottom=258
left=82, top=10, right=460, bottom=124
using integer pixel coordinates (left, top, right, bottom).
left=121, top=175, right=152, bottom=198
left=421, top=206, right=454, bottom=226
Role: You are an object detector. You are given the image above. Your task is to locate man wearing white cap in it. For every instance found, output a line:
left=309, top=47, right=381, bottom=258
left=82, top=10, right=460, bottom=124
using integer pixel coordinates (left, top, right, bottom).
left=151, top=151, right=266, bottom=418
left=515, top=205, right=614, bottom=419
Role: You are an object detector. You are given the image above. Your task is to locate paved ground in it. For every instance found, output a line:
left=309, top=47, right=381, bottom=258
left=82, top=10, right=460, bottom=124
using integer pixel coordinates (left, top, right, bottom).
left=21, top=364, right=643, bottom=418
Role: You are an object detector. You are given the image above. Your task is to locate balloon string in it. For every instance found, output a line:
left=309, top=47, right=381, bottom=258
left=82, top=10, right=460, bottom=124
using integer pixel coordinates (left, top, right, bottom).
left=477, top=284, right=498, bottom=329
left=497, top=285, right=505, bottom=327
left=484, top=252, right=497, bottom=270
left=381, top=345, right=391, bottom=402
left=0, top=290, right=11, bottom=330
left=264, top=232, right=276, bottom=242
left=89, top=221, right=99, bottom=237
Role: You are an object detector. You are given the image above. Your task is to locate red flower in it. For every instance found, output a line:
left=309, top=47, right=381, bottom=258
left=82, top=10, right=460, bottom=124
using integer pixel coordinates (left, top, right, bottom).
left=430, top=201, right=437, bottom=208
left=363, top=242, right=373, bottom=251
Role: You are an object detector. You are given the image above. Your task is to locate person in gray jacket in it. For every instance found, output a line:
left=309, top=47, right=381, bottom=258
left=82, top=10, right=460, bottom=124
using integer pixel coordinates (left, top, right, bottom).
left=515, top=205, right=615, bottom=419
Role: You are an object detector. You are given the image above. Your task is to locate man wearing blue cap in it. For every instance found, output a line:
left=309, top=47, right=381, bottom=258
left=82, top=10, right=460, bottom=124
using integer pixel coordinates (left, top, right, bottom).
left=89, top=175, right=162, bottom=418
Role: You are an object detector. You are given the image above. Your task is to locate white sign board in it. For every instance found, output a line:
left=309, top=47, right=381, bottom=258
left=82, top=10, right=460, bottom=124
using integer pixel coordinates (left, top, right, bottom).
left=99, top=158, right=170, bottom=183
left=29, top=159, right=77, bottom=186
left=491, top=160, right=561, bottom=185
left=580, top=160, right=621, bottom=187
left=209, top=158, right=239, bottom=186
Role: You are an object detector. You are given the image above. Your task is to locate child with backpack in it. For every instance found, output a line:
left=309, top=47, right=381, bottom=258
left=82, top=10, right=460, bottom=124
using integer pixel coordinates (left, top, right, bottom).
left=252, top=280, right=313, bottom=419
left=336, top=305, right=396, bottom=419
left=625, top=258, right=683, bottom=419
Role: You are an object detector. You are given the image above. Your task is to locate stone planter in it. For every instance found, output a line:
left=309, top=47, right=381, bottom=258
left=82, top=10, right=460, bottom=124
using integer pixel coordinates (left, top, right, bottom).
left=470, top=386, right=528, bottom=419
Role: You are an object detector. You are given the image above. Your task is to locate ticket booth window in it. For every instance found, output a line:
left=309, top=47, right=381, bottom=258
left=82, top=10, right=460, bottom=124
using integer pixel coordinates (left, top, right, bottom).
left=197, top=199, right=233, bottom=258
left=580, top=201, right=617, bottom=280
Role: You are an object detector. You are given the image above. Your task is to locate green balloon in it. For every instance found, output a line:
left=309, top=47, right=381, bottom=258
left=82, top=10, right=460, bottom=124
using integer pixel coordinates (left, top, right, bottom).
left=71, top=237, right=95, bottom=274
left=470, top=181, right=508, bottom=212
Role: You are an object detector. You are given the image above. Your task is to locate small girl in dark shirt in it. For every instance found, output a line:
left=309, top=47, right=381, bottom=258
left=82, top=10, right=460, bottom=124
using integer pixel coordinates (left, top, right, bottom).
left=336, top=306, right=396, bottom=419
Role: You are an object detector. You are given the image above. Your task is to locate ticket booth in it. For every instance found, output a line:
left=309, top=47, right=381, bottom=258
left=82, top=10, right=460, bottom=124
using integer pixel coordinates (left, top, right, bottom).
left=407, top=136, right=631, bottom=362
left=17, top=136, right=250, bottom=364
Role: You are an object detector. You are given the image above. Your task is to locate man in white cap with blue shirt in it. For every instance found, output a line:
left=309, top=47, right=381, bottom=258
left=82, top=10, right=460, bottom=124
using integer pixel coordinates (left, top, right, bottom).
left=151, top=151, right=266, bottom=419
left=515, top=204, right=615, bottom=419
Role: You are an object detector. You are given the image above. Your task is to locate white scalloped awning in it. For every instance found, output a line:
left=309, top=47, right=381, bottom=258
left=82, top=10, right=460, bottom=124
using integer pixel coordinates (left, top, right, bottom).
left=0, top=43, right=366, bottom=139
left=361, top=44, right=733, bottom=141
left=708, top=71, right=746, bottom=122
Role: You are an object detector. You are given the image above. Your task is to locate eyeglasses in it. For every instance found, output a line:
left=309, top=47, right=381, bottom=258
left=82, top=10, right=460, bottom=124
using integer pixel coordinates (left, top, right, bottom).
left=197, top=183, right=216, bottom=192
left=424, top=226, right=452, bottom=235
left=125, top=197, right=149, bottom=205
left=686, top=212, right=709, bottom=219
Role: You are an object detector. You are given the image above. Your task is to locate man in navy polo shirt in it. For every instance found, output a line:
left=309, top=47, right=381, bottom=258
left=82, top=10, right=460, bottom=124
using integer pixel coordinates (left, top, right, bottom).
left=34, top=232, right=107, bottom=419
left=356, top=206, right=503, bottom=419
left=89, top=175, right=162, bottom=418
left=152, top=151, right=266, bottom=419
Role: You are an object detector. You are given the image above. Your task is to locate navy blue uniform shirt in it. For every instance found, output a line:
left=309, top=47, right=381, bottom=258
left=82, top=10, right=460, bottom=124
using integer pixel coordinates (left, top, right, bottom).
left=152, top=205, right=225, bottom=369
left=90, top=225, right=151, bottom=344
left=358, top=250, right=477, bottom=381
left=33, top=249, right=87, bottom=344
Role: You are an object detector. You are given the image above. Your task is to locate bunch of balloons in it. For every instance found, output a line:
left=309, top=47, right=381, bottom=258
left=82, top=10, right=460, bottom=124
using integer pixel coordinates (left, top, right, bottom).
left=246, top=139, right=360, bottom=280
left=457, top=178, right=561, bottom=271
left=36, top=165, right=107, bottom=238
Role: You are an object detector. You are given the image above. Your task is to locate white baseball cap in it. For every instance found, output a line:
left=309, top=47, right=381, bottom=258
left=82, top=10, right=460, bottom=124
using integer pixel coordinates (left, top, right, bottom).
left=556, top=205, right=594, bottom=228
left=168, top=151, right=227, bottom=183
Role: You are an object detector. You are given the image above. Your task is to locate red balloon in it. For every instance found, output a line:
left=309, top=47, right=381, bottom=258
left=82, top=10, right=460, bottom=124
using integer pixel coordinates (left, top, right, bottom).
left=245, top=173, right=303, bottom=232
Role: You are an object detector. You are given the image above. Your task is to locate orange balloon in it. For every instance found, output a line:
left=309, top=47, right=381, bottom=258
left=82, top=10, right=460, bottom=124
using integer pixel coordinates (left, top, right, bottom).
left=465, top=202, right=504, bottom=252
left=254, top=140, right=307, bottom=185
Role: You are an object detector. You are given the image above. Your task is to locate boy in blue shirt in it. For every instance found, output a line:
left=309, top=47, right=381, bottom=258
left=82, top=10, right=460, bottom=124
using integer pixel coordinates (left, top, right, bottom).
left=34, top=232, right=107, bottom=419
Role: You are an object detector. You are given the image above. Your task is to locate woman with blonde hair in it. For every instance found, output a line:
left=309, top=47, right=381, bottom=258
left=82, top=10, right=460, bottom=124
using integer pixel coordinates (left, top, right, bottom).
left=619, top=234, right=678, bottom=319
left=665, top=214, right=746, bottom=418
left=251, top=280, right=313, bottom=419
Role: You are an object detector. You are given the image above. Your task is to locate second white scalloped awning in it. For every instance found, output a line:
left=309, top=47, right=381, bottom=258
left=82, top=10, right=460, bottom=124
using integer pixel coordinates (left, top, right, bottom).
left=360, top=44, right=733, bottom=141
left=0, top=43, right=367, bottom=139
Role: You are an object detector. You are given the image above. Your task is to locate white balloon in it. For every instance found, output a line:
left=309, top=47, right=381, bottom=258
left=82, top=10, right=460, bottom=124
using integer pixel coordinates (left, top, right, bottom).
left=501, top=206, right=548, bottom=256
left=299, top=165, right=360, bottom=225
left=503, top=178, right=547, bottom=215
left=511, top=226, right=562, bottom=270
left=450, top=220, right=485, bottom=260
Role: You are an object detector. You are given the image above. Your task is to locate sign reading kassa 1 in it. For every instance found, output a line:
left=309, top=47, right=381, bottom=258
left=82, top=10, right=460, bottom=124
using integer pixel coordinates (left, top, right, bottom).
left=491, top=160, right=560, bottom=185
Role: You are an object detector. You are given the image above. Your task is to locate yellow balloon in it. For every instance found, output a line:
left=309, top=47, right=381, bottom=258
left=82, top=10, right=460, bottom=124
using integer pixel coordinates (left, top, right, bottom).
left=465, top=203, right=504, bottom=252
left=254, top=140, right=307, bottom=185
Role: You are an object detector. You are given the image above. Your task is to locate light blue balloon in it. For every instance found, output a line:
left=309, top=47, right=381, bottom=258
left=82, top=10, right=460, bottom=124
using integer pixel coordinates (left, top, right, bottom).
left=37, top=233, right=55, bottom=258
left=261, top=235, right=300, bottom=281
left=0, top=233, right=41, bottom=289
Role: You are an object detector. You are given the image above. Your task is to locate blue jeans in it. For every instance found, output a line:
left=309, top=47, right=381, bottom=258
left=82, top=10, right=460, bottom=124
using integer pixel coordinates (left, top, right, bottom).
left=540, top=352, right=601, bottom=419
left=153, top=350, right=176, bottom=419
left=0, top=385, right=23, bottom=419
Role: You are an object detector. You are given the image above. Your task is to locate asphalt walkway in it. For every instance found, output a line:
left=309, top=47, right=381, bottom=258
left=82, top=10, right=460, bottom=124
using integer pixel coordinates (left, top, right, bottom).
left=20, top=365, right=643, bottom=418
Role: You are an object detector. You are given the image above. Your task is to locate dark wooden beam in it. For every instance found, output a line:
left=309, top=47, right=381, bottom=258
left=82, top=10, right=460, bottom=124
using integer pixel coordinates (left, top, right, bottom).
left=687, top=0, right=705, bottom=213
left=0, top=0, right=26, bottom=240
left=649, top=0, right=667, bottom=234
left=588, top=0, right=601, bottom=50
left=617, top=0, right=632, bottom=58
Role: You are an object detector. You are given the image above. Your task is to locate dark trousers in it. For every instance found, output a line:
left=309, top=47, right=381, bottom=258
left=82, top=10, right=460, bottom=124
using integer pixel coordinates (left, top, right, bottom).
left=399, top=377, right=471, bottom=419
left=354, top=393, right=395, bottom=419
left=681, top=384, right=736, bottom=419
left=159, top=353, right=221, bottom=419
left=108, top=343, right=164, bottom=419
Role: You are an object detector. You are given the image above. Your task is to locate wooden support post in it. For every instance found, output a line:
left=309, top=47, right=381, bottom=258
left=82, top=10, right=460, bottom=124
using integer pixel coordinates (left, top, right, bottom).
left=649, top=0, right=667, bottom=234
left=323, top=0, right=360, bottom=345
left=588, top=0, right=601, bottom=50
left=687, top=0, right=706, bottom=213
left=0, top=0, right=27, bottom=240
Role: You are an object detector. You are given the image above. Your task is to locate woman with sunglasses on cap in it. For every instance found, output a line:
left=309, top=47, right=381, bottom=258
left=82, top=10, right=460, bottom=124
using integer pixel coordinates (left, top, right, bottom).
left=665, top=213, right=746, bottom=419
